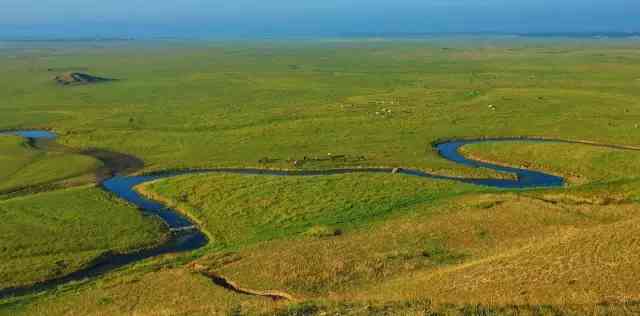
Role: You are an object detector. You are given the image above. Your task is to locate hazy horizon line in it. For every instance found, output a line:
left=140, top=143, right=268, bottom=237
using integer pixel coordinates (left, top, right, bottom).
left=2, top=30, right=640, bottom=42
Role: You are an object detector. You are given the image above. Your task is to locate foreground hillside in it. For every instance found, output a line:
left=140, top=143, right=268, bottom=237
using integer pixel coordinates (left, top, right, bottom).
left=1, top=38, right=640, bottom=315
left=4, top=169, right=640, bottom=315
left=0, top=187, right=166, bottom=290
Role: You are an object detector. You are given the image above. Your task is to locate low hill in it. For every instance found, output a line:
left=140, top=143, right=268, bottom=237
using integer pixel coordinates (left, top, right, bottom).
left=54, top=72, right=115, bottom=86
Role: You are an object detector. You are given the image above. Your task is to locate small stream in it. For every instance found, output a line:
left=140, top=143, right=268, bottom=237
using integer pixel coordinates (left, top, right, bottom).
left=0, top=131, right=566, bottom=299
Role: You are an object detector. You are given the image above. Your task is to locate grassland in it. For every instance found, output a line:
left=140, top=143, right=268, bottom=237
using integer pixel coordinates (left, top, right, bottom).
left=0, top=136, right=101, bottom=193
left=139, top=169, right=640, bottom=304
left=0, top=186, right=167, bottom=289
left=461, top=141, right=640, bottom=185
left=5, top=171, right=640, bottom=315
left=4, top=39, right=640, bottom=177
left=139, top=173, right=481, bottom=251
left=2, top=37, right=640, bottom=315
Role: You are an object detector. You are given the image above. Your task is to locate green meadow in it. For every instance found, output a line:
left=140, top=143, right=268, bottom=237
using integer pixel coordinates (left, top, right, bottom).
left=0, top=186, right=166, bottom=289
left=1, top=38, right=640, bottom=315
left=4, top=39, right=640, bottom=176
left=0, top=136, right=101, bottom=193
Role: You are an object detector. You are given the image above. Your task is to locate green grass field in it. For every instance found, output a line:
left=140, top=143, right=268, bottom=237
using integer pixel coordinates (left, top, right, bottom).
left=0, top=136, right=101, bottom=193
left=2, top=38, right=640, bottom=315
left=462, top=141, right=640, bottom=185
left=139, top=173, right=481, bottom=251
left=0, top=186, right=167, bottom=289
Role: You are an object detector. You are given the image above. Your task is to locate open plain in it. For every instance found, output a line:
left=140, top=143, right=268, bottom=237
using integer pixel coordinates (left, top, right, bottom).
left=1, top=38, right=640, bottom=315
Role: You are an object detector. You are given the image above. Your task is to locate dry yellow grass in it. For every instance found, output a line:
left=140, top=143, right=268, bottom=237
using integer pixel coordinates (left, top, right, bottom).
left=182, top=186, right=640, bottom=307
left=14, top=266, right=280, bottom=316
left=6, top=180, right=640, bottom=315
left=363, top=215, right=640, bottom=306
left=6, top=144, right=640, bottom=315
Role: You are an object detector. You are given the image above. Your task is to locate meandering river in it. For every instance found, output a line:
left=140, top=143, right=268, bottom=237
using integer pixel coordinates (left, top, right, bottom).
left=0, top=130, right=567, bottom=299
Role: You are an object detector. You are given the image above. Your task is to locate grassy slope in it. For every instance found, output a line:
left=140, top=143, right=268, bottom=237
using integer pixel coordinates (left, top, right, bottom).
left=369, top=211, right=640, bottom=306
left=461, top=141, right=640, bottom=185
left=357, top=144, right=640, bottom=306
left=0, top=132, right=162, bottom=289
left=139, top=173, right=480, bottom=251
left=7, top=171, right=640, bottom=315
left=138, top=169, right=640, bottom=310
left=0, top=136, right=101, bottom=192
left=0, top=187, right=167, bottom=289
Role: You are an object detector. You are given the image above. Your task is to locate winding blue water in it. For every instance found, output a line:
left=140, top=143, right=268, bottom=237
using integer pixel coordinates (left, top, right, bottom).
left=0, top=130, right=568, bottom=299
left=103, top=175, right=196, bottom=228
left=97, top=138, right=566, bottom=230
left=434, top=139, right=564, bottom=188
left=0, top=130, right=57, bottom=139
left=2, top=131, right=568, bottom=230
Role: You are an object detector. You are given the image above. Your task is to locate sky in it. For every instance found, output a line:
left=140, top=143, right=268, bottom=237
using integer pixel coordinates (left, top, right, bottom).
left=1, top=0, right=639, bottom=38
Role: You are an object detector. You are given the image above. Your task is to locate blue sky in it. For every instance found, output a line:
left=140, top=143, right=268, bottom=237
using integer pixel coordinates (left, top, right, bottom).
left=1, top=0, right=638, bottom=38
